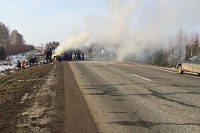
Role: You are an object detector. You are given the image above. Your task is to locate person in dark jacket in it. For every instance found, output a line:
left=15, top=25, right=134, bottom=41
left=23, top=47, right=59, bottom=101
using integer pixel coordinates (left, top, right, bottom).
left=46, top=48, right=52, bottom=63
left=77, top=50, right=81, bottom=60
left=30, top=57, right=37, bottom=67
left=17, top=60, right=21, bottom=68
left=82, top=51, right=84, bottom=60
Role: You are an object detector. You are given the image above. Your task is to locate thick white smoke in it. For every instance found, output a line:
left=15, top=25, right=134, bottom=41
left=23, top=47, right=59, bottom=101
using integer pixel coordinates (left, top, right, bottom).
left=55, top=30, right=91, bottom=55
left=86, top=0, right=138, bottom=61
left=96, top=0, right=200, bottom=61
left=57, top=0, right=200, bottom=61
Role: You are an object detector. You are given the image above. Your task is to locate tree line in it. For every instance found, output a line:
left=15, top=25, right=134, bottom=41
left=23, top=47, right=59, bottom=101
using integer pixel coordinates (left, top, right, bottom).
left=45, top=41, right=59, bottom=48
left=0, top=22, right=34, bottom=60
left=139, top=29, right=200, bottom=67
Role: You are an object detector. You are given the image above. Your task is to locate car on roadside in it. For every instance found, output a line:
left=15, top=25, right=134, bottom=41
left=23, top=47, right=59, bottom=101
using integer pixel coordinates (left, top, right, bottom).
left=176, top=53, right=200, bottom=75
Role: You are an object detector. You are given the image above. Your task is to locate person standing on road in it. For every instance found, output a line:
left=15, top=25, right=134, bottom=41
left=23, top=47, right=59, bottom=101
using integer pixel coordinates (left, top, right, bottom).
left=77, top=50, right=81, bottom=60
left=69, top=50, right=72, bottom=60
left=74, top=50, right=77, bottom=60
left=82, top=51, right=84, bottom=60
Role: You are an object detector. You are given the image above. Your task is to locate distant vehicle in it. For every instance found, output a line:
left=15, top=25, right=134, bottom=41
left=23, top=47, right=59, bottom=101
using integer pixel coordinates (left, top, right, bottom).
left=176, top=53, right=200, bottom=75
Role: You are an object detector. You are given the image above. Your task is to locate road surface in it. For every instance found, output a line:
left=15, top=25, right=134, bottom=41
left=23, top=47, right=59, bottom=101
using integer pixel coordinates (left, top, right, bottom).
left=69, top=58, right=200, bottom=133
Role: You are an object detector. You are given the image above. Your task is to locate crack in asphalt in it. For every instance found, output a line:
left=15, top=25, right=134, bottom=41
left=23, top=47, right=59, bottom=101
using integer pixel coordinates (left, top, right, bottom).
left=110, top=109, right=200, bottom=129
left=85, top=83, right=200, bottom=109
left=144, top=87, right=200, bottom=109
left=110, top=120, right=200, bottom=129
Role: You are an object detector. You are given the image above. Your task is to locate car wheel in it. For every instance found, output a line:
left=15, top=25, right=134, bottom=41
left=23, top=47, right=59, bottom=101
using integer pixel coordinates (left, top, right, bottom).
left=177, top=65, right=183, bottom=74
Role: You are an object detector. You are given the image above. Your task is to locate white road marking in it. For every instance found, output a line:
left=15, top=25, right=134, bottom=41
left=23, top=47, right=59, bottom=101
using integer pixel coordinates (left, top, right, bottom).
left=137, top=64, right=176, bottom=73
left=121, top=63, right=176, bottom=74
left=132, top=74, right=151, bottom=82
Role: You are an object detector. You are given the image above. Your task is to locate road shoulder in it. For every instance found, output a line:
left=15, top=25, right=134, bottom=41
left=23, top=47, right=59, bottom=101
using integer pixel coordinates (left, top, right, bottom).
left=64, top=62, right=99, bottom=133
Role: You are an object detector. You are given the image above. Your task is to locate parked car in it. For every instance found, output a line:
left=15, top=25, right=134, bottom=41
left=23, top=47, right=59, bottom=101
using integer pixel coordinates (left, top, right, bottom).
left=176, top=53, right=200, bottom=75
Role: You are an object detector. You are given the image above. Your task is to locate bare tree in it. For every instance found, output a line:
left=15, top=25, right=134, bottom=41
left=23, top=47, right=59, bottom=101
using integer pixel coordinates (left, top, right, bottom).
left=168, top=36, right=174, bottom=67
left=0, top=22, right=10, bottom=48
left=176, top=29, right=185, bottom=61
left=193, top=32, right=199, bottom=54
left=185, top=31, right=200, bottom=57
left=10, top=30, right=25, bottom=45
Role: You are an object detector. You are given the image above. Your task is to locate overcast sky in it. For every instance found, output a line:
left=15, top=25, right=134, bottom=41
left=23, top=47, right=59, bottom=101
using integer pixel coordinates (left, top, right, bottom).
left=1, top=0, right=200, bottom=47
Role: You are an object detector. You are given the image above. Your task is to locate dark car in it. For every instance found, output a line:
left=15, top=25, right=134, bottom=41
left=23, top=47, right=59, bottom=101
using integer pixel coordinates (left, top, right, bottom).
left=176, top=53, right=200, bottom=75
left=52, top=50, right=73, bottom=62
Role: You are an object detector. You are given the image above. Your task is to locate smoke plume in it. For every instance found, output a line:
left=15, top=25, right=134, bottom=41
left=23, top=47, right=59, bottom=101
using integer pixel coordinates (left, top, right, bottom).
left=55, top=30, right=91, bottom=55
left=86, top=0, right=138, bottom=61
left=56, top=0, right=200, bottom=61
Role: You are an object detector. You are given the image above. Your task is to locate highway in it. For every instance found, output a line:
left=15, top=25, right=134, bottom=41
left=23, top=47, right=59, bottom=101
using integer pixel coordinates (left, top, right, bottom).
left=70, top=59, right=200, bottom=133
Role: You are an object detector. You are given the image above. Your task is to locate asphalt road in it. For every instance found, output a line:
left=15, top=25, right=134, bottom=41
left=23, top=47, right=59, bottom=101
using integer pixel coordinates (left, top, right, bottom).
left=70, top=58, right=200, bottom=133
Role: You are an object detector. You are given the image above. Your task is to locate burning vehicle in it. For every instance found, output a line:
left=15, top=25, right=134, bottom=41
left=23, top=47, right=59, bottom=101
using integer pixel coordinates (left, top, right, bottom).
left=51, top=49, right=73, bottom=62
left=51, top=48, right=85, bottom=62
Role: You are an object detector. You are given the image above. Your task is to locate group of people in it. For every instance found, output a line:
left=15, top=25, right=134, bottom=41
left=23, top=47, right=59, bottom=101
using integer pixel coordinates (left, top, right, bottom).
left=17, top=60, right=25, bottom=69
left=43, top=47, right=86, bottom=62
left=74, top=49, right=84, bottom=60
left=16, top=56, right=37, bottom=69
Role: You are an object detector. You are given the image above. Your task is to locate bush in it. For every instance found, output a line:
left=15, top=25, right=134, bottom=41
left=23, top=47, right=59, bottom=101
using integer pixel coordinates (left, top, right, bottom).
left=6, top=44, right=35, bottom=55
left=153, top=49, right=168, bottom=67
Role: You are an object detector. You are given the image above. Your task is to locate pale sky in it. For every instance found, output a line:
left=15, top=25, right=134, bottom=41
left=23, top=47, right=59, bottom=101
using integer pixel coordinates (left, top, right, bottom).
left=0, top=0, right=108, bottom=46
left=1, top=0, right=200, bottom=47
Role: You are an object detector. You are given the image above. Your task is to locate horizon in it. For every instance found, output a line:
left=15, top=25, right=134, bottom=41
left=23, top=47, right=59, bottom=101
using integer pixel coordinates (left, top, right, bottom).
left=1, top=0, right=200, bottom=48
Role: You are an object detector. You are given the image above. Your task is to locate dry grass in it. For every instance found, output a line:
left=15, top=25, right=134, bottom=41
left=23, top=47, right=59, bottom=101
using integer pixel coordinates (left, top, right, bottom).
left=0, top=64, right=53, bottom=132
